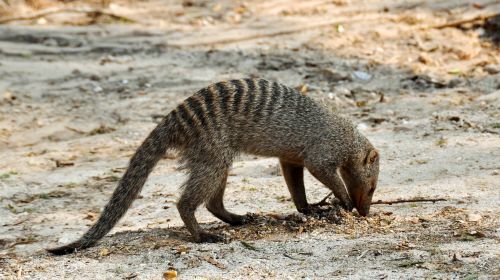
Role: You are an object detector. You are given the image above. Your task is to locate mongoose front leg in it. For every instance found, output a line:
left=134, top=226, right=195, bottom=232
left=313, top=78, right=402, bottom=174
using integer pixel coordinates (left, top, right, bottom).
left=206, top=171, right=249, bottom=226
left=280, top=159, right=310, bottom=213
left=306, top=165, right=353, bottom=211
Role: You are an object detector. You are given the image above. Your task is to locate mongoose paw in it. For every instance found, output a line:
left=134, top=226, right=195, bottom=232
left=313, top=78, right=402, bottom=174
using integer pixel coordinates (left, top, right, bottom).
left=298, top=206, right=313, bottom=215
left=243, top=212, right=258, bottom=222
left=333, top=198, right=353, bottom=212
left=309, top=197, right=353, bottom=212
left=301, top=203, right=337, bottom=215
left=196, top=232, right=225, bottom=243
left=228, top=213, right=256, bottom=226
left=343, top=201, right=354, bottom=212
left=46, top=245, right=78, bottom=255
left=299, top=203, right=333, bottom=215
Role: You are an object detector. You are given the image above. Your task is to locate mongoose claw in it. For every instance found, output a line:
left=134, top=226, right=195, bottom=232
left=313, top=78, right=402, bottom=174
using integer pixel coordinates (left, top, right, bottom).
left=46, top=245, right=78, bottom=256
left=227, top=213, right=255, bottom=226
left=307, top=198, right=353, bottom=214
left=241, top=213, right=258, bottom=223
left=196, top=232, right=225, bottom=243
left=342, top=200, right=354, bottom=212
left=298, top=204, right=327, bottom=215
left=331, top=197, right=353, bottom=212
left=298, top=206, right=313, bottom=215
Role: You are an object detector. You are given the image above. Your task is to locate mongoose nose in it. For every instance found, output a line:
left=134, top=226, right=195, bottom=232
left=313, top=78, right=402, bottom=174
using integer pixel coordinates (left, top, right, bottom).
left=356, top=203, right=370, bottom=216
left=357, top=208, right=368, bottom=216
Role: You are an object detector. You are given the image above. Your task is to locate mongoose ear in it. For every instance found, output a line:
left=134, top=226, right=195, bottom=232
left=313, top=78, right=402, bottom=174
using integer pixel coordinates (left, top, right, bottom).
left=365, top=149, right=379, bottom=165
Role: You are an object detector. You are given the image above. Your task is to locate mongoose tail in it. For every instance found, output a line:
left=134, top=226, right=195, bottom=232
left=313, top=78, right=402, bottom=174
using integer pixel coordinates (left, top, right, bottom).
left=46, top=118, right=173, bottom=255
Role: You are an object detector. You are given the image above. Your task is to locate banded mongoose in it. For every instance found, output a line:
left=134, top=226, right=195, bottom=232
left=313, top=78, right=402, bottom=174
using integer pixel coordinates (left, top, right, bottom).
left=47, top=78, right=379, bottom=255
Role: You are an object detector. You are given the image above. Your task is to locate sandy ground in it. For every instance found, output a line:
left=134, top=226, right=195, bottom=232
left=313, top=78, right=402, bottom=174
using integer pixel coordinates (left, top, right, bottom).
left=0, top=0, right=499, bottom=279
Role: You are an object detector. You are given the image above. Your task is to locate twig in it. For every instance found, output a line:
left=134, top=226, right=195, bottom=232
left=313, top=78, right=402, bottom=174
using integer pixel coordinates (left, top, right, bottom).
left=398, top=260, right=425, bottom=268
left=372, top=198, right=446, bottom=205
left=7, top=237, right=37, bottom=248
left=316, top=192, right=446, bottom=206
left=240, top=240, right=259, bottom=251
left=283, top=253, right=303, bottom=261
left=0, top=7, right=137, bottom=24
left=427, top=13, right=499, bottom=29
left=482, top=128, right=500, bottom=135
left=201, top=255, right=226, bottom=269
left=3, top=217, right=29, bottom=226
left=65, top=126, right=86, bottom=134
left=357, top=250, right=369, bottom=260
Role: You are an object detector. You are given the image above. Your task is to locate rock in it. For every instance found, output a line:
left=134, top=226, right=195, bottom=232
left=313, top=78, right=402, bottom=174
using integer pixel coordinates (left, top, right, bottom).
left=418, top=53, right=431, bottom=64
left=320, top=69, right=352, bottom=82
left=357, top=123, right=369, bottom=130
left=99, top=248, right=110, bottom=256
left=477, top=90, right=500, bottom=102
left=484, top=64, right=500, bottom=74
left=93, top=86, right=103, bottom=93
left=89, top=74, right=101, bottom=81
left=37, top=18, right=47, bottom=25
left=43, top=38, right=58, bottom=47
left=467, top=213, right=482, bottom=222
left=163, top=270, right=177, bottom=279
left=3, top=91, right=15, bottom=101
left=353, top=71, right=372, bottom=81
left=409, top=217, right=420, bottom=224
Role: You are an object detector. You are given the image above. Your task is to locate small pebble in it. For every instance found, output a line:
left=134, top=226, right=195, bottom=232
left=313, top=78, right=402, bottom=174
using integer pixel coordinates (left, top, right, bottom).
left=467, top=213, right=482, bottom=222
left=93, top=86, right=103, bottom=93
left=484, top=64, right=500, bottom=74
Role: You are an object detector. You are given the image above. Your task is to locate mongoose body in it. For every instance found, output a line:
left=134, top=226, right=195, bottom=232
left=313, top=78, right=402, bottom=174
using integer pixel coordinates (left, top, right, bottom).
left=48, top=78, right=379, bottom=255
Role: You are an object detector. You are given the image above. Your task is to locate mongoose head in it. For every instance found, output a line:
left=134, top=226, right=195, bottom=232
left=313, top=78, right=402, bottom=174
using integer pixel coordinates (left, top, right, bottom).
left=339, top=148, right=379, bottom=216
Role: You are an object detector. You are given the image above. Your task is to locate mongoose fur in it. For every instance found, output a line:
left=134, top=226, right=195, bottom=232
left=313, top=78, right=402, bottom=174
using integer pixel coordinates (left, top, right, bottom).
left=47, top=78, right=379, bottom=255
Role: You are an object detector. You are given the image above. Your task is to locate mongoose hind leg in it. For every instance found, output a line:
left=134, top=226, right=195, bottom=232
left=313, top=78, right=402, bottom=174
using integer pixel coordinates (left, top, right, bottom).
left=177, top=183, right=225, bottom=243
left=177, top=158, right=233, bottom=243
left=280, top=159, right=310, bottom=214
left=206, top=170, right=249, bottom=226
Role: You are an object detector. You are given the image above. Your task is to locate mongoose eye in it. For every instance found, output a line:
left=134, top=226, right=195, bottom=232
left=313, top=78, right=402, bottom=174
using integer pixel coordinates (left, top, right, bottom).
left=366, top=150, right=379, bottom=165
